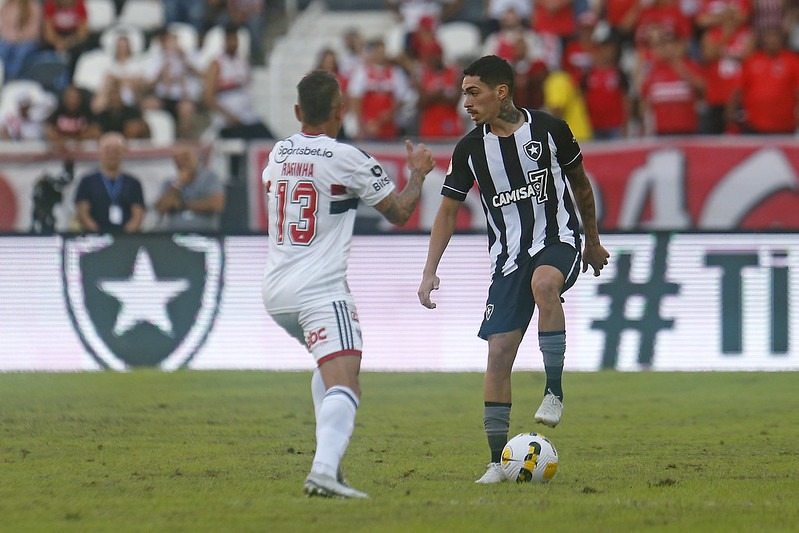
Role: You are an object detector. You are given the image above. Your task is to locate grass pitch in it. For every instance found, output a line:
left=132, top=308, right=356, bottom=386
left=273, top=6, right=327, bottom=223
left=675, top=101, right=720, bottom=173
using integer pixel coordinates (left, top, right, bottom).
left=1, top=370, right=797, bottom=532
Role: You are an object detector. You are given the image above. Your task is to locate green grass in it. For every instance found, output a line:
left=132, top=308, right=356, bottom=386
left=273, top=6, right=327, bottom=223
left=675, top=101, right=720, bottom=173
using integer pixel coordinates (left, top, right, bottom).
left=1, top=371, right=798, bottom=532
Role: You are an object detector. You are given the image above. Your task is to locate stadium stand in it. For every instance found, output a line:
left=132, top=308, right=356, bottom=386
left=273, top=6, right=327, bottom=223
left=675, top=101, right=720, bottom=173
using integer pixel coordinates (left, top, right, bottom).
left=72, top=48, right=113, bottom=93
left=117, top=0, right=167, bottom=33
left=143, top=107, right=176, bottom=145
left=261, top=1, right=396, bottom=138
left=436, top=21, right=483, bottom=65
left=199, top=24, right=251, bottom=68
left=85, top=0, right=117, bottom=33
left=100, top=25, right=146, bottom=56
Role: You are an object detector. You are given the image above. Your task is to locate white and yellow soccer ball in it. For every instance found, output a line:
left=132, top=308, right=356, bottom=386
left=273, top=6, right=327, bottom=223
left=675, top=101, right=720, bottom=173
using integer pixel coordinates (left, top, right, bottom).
left=501, top=432, right=559, bottom=483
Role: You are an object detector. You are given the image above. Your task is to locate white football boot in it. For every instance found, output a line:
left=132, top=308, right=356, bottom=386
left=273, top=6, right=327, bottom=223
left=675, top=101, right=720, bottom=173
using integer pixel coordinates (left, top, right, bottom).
left=303, top=472, right=369, bottom=499
left=475, top=462, right=506, bottom=484
left=534, top=392, right=563, bottom=428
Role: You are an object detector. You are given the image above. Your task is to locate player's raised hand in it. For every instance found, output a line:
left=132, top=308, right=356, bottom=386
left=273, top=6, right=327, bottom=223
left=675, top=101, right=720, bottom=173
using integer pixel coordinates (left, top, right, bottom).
left=405, top=140, right=435, bottom=176
left=418, top=272, right=441, bottom=309
left=582, top=242, right=610, bottom=276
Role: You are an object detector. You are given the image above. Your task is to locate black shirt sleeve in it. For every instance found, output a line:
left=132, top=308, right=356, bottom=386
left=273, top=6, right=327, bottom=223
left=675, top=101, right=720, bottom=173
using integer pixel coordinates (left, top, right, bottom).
left=441, top=137, right=475, bottom=202
left=553, top=119, right=582, bottom=170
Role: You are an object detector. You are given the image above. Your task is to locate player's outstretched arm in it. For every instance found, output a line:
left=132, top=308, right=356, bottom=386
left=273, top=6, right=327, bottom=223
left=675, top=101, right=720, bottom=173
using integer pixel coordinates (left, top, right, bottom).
left=373, top=141, right=435, bottom=226
left=565, top=162, right=609, bottom=276
left=418, top=196, right=460, bottom=309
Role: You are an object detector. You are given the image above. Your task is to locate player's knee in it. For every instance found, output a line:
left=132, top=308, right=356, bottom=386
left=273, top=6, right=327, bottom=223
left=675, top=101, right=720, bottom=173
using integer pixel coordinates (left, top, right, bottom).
left=532, top=277, right=562, bottom=305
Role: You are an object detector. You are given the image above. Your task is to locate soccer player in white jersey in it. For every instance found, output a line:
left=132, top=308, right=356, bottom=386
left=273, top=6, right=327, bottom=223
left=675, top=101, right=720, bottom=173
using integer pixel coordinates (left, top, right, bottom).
left=417, top=55, right=610, bottom=484
left=262, top=70, right=435, bottom=498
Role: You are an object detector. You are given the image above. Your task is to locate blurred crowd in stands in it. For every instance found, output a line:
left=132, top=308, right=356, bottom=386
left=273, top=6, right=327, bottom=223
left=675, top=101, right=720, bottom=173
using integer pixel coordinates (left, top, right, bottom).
left=0, top=0, right=271, bottom=145
left=331, top=0, right=799, bottom=141
left=1, top=0, right=798, bottom=146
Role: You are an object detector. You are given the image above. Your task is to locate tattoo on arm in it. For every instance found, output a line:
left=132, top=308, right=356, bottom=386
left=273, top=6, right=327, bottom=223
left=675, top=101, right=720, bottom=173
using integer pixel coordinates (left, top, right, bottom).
left=566, top=164, right=600, bottom=243
left=381, top=169, right=425, bottom=226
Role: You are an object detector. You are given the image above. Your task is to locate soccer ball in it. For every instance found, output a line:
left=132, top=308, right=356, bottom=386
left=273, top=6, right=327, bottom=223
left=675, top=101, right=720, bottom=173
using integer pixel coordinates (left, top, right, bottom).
left=501, top=432, right=559, bottom=483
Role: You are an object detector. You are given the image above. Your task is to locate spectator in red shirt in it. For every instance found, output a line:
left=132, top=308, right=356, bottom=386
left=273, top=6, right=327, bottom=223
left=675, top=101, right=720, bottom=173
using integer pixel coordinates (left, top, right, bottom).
left=347, top=38, right=410, bottom=140
left=563, top=12, right=600, bottom=85
left=42, top=0, right=90, bottom=77
left=532, top=0, right=577, bottom=51
left=634, top=0, right=693, bottom=49
left=583, top=31, right=631, bottom=139
left=484, top=6, right=561, bottom=71
left=601, top=0, right=640, bottom=43
left=406, top=15, right=442, bottom=65
left=729, top=27, right=799, bottom=134
left=414, top=44, right=463, bottom=139
left=640, top=28, right=706, bottom=135
left=695, top=0, right=752, bottom=32
left=699, top=2, right=754, bottom=133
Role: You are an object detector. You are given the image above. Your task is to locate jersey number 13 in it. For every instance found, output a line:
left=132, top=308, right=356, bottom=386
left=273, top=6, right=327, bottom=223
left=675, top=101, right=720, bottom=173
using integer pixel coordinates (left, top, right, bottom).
left=274, top=180, right=318, bottom=245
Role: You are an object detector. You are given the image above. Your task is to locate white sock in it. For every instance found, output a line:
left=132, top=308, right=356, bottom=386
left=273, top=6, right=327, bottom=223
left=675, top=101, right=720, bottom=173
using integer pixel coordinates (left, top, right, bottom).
left=311, top=385, right=359, bottom=479
left=311, top=367, right=326, bottom=423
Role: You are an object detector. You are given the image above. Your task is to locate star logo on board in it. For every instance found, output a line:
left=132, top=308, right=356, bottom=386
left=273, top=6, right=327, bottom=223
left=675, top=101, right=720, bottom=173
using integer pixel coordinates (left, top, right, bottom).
left=63, top=235, right=223, bottom=370
left=523, top=140, right=542, bottom=161
left=98, top=248, right=189, bottom=336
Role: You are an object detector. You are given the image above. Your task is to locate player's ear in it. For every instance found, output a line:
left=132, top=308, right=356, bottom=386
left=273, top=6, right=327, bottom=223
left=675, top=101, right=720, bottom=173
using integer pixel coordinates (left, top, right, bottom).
left=496, top=83, right=509, bottom=101
left=333, top=101, right=345, bottom=122
left=294, top=104, right=302, bottom=122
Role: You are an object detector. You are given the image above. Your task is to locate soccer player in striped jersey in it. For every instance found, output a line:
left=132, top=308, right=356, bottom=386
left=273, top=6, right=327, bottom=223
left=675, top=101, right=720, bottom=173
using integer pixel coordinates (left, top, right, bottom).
left=418, top=55, right=609, bottom=484
left=262, top=70, right=435, bottom=498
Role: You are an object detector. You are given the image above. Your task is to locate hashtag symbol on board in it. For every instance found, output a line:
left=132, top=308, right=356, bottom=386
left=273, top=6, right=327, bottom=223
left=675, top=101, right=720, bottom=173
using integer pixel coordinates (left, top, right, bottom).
left=591, top=233, right=680, bottom=369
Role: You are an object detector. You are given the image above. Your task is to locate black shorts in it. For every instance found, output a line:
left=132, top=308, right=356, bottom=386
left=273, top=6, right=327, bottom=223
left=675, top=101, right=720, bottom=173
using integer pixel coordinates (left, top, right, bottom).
left=477, top=242, right=581, bottom=340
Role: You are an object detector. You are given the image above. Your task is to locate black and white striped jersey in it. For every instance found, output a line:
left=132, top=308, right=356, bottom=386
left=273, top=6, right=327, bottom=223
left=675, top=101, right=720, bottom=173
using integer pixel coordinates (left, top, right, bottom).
left=442, top=108, right=584, bottom=278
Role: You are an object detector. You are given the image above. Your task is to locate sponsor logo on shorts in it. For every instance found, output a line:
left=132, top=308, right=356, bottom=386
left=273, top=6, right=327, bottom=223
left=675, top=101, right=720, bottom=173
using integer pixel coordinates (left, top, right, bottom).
left=485, top=304, right=494, bottom=320
left=306, top=328, right=327, bottom=349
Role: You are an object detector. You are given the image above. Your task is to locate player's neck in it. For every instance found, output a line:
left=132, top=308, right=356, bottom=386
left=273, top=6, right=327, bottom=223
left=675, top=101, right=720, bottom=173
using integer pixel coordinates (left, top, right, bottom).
left=301, top=123, right=338, bottom=138
left=489, top=104, right=524, bottom=137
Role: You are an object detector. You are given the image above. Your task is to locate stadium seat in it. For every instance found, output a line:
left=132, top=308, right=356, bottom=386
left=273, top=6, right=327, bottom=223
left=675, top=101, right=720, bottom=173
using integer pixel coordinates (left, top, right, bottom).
left=72, top=49, right=113, bottom=93
left=86, top=0, right=117, bottom=33
left=436, top=22, right=482, bottom=65
left=18, top=51, right=69, bottom=94
left=100, top=25, right=146, bottom=56
left=143, top=108, right=176, bottom=146
left=384, top=25, right=405, bottom=59
left=117, top=0, right=166, bottom=32
left=198, top=25, right=251, bottom=69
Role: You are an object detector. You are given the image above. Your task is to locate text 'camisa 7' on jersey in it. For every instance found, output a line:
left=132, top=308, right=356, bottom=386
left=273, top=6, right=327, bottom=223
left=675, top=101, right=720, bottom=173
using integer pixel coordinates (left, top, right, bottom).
left=262, top=133, right=395, bottom=314
left=442, top=108, right=584, bottom=279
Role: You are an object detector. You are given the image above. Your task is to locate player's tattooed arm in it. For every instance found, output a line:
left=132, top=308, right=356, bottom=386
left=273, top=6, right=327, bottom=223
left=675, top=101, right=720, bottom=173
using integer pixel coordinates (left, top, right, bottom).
left=374, top=141, right=435, bottom=226
left=565, top=162, right=610, bottom=276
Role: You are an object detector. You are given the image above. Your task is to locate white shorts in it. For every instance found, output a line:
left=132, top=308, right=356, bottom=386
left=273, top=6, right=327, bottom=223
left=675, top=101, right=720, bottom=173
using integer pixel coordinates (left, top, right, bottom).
left=269, top=299, right=363, bottom=365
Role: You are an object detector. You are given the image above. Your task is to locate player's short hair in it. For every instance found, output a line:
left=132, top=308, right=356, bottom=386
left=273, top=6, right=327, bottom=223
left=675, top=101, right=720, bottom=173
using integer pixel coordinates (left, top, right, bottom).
left=297, top=70, right=341, bottom=126
left=464, top=55, right=515, bottom=94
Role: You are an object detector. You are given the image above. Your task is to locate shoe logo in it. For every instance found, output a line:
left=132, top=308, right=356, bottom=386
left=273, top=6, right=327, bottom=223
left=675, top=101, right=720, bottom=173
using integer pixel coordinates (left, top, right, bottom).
left=485, top=304, right=494, bottom=320
left=63, top=234, right=223, bottom=370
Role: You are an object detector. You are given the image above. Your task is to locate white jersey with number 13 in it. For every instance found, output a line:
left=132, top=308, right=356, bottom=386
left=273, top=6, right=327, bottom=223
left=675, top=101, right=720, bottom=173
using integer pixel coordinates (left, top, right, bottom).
left=262, top=132, right=395, bottom=313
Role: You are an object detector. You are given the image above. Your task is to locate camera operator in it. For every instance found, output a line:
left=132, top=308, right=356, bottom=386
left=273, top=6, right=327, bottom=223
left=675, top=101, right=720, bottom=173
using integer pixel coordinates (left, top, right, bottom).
left=31, top=161, right=74, bottom=234
left=74, top=132, right=145, bottom=233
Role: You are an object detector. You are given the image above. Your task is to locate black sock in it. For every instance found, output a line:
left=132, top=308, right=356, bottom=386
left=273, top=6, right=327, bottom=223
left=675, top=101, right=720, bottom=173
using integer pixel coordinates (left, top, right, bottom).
left=540, top=331, right=565, bottom=401
left=484, top=401, right=511, bottom=464
left=544, top=365, right=563, bottom=401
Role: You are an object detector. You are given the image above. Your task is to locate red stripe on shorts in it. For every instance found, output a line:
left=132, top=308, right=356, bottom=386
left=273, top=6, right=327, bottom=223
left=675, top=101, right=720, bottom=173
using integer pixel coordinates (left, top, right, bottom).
left=317, top=349, right=362, bottom=366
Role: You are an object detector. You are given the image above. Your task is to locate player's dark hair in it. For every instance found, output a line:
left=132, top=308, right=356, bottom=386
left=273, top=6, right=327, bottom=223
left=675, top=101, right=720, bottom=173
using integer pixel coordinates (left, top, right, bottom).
left=464, top=55, right=515, bottom=94
left=297, top=70, right=341, bottom=126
